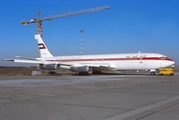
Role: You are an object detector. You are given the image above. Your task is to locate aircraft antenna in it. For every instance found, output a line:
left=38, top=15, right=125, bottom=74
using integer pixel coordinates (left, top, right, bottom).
left=20, top=5, right=110, bottom=36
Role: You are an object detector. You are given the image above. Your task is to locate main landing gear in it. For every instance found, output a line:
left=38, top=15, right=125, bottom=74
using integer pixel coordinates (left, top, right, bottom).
left=48, top=71, right=56, bottom=75
left=78, top=72, right=90, bottom=75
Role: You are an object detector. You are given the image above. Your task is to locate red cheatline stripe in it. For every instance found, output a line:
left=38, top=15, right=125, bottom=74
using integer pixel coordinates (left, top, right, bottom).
left=45, top=57, right=174, bottom=62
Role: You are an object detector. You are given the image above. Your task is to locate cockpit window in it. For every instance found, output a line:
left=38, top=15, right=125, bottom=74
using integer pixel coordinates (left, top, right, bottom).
left=160, top=56, right=167, bottom=59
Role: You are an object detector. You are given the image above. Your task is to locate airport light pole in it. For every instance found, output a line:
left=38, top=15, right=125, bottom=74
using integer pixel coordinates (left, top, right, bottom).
left=80, top=30, right=84, bottom=55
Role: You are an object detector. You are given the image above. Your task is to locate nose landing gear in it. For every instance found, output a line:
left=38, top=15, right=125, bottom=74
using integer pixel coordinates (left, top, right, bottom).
left=150, top=72, right=156, bottom=75
left=150, top=70, right=156, bottom=75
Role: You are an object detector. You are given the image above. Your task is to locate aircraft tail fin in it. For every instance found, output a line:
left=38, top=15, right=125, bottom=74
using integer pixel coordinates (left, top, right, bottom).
left=35, top=34, right=54, bottom=58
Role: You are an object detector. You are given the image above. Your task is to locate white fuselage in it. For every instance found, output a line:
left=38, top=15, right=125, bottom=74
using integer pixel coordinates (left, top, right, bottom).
left=42, top=53, right=175, bottom=71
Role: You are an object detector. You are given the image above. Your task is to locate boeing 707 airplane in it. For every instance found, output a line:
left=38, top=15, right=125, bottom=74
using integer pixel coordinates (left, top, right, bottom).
left=3, top=34, right=175, bottom=75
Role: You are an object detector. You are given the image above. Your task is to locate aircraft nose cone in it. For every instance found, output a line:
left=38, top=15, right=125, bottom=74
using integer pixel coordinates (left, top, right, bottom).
left=171, top=61, right=175, bottom=65
left=163, top=58, right=175, bottom=67
left=169, top=59, right=175, bottom=66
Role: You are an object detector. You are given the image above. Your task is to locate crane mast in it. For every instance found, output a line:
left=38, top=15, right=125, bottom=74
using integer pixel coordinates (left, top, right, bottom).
left=21, top=5, right=110, bottom=36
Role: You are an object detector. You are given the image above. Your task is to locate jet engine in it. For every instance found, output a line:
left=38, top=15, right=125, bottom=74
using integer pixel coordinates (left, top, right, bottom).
left=39, top=64, right=60, bottom=70
left=70, top=66, right=91, bottom=72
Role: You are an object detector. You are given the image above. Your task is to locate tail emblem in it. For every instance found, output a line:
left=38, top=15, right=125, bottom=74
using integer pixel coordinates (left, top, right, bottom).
left=38, top=43, right=46, bottom=49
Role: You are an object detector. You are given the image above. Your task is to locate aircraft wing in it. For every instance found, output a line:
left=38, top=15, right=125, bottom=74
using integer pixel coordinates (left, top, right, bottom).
left=90, top=64, right=116, bottom=71
left=3, top=57, right=116, bottom=71
left=57, top=62, right=116, bottom=71
left=57, top=62, right=75, bottom=66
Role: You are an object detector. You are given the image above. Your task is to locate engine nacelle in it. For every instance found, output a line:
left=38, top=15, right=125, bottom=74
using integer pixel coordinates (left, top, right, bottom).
left=70, top=66, right=91, bottom=72
left=39, top=64, right=60, bottom=70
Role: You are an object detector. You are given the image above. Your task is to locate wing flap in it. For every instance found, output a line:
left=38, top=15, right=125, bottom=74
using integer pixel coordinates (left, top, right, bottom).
left=58, top=62, right=75, bottom=66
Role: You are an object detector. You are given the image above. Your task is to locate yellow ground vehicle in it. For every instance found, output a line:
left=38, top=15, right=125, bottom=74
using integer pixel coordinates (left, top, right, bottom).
left=158, top=68, right=174, bottom=76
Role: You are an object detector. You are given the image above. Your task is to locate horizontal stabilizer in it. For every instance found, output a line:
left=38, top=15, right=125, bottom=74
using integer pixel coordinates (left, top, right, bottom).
left=15, top=56, right=40, bottom=60
left=3, top=59, right=14, bottom=61
left=3, top=59, right=43, bottom=64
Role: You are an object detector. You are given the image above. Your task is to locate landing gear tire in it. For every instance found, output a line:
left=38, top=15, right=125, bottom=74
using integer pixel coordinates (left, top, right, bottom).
left=150, top=72, right=155, bottom=75
left=48, top=71, right=56, bottom=75
left=92, top=71, right=102, bottom=74
left=78, top=72, right=90, bottom=75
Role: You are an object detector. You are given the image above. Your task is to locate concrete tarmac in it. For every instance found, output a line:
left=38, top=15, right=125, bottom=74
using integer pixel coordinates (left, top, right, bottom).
left=0, top=73, right=179, bottom=120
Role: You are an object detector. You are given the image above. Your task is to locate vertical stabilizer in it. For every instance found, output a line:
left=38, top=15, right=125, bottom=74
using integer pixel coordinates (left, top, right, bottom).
left=35, top=34, right=54, bottom=58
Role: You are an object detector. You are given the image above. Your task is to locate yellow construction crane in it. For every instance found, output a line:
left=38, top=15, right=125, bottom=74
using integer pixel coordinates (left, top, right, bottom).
left=20, top=5, right=110, bottom=36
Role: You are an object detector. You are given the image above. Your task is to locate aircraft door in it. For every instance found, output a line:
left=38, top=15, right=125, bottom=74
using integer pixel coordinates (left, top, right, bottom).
left=139, top=56, right=143, bottom=63
left=139, top=58, right=143, bottom=63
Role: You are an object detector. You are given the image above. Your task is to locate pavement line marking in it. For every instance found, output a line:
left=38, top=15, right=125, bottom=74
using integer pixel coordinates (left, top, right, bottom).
left=105, top=95, right=179, bottom=120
